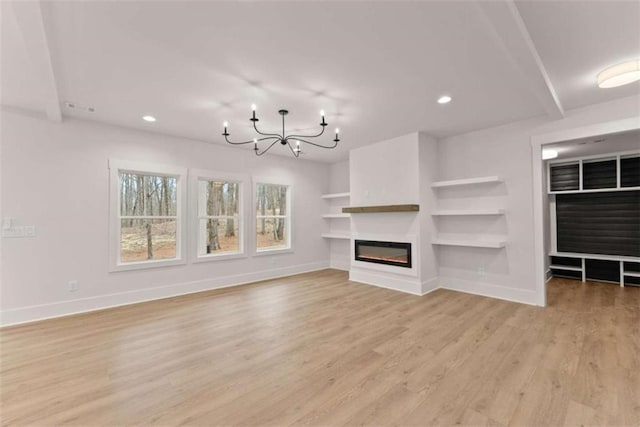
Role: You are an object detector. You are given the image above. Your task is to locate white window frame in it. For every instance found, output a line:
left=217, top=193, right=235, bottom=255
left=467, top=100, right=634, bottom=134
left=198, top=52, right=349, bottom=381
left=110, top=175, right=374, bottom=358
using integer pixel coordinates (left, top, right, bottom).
left=253, top=179, right=293, bottom=256
left=109, top=159, right=187, bottom=272
left=189, top=169, right=248, bottom=262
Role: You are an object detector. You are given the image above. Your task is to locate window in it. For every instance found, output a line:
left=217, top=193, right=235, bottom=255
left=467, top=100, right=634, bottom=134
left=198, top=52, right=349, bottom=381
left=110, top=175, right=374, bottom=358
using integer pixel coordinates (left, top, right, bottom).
left=255, top=182, right=291, bottom=252
left=109, top=160, right=187, bottom=271
left=189, top=170, right=247, bottom=262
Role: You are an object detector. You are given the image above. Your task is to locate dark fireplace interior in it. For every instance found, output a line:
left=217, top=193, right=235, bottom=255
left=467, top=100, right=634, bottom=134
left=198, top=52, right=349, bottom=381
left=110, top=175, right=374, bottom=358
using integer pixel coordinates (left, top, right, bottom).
left=354, top=240, right=412, bottom=268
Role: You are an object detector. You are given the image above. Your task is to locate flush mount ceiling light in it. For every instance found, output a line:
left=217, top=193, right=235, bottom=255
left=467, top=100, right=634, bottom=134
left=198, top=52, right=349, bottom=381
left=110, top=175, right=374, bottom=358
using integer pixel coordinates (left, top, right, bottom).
left=223, top=105, right=340, bottom=157
left=437, top=95, right=452, bottom=104
left=142, top=115, right=157, bottom=122
left=542, top=149, right=558, bottom=160
left=597, top=60, right=640, bottom=88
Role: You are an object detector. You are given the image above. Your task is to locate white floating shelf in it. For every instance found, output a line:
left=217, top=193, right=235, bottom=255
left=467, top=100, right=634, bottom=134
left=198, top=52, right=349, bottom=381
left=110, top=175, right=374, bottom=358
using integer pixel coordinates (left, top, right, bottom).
left=321, top=234, right=350, bottom=240
left=623, top=271, right=640, bottom=278
left=321, top=192, right=350, bottom=199
left=431, top=176, right=503, bottom=188
left=322, top=214, right=350, bottom=219
left=432, top=238, right=506, bottom=249
left=550, top=251, right=640, bottom=263
left=549, top=264, right=583, bottom=272
left=432, top=209, right=505, bottom=216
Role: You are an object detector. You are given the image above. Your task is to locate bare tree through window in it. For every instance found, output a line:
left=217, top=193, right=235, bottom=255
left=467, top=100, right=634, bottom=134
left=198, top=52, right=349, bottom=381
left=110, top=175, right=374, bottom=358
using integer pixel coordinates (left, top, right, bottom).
left=119, top=172, right=178, bottom=262
left=256, top=183, right=289, bottom=250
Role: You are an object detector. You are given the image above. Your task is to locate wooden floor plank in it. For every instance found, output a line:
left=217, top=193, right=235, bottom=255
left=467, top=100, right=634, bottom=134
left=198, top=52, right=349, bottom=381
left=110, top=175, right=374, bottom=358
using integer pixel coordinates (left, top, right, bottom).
left=1, top=271, right=638, bottom=426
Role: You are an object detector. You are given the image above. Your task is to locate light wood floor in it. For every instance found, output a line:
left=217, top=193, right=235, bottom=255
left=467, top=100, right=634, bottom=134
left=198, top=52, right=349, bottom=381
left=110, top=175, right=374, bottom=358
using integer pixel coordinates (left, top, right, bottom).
left=1, top=270, right=639, bottom=426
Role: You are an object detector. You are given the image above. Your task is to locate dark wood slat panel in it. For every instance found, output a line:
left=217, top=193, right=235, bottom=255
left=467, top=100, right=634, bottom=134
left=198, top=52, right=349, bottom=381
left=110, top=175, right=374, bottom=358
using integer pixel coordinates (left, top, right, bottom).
left=556, top=191, right=640, bottom=257
left=550, top=163, right=579, bottom=191
left=621, top=156, right=640, bottom=188
left=583, top=160, right=617, bottom=189
left=585, top=259, right=620, bottom=282
left=550, top=256, right=582, bottom=267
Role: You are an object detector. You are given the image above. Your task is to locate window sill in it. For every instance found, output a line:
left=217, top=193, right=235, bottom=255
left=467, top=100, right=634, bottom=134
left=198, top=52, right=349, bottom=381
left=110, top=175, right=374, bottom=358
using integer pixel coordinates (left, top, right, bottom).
left=253, top=247, right=294, bottom=257
left=109, top=257, right=186, bottom=272
left=192, top=252, right=247, bottom=263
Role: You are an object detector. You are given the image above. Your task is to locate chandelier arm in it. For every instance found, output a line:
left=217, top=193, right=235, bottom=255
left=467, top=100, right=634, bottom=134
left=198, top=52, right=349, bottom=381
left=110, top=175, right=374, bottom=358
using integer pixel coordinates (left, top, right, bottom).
left=252, top=120, right=283, bottom=139
left=225, top=135, right=279, bottom=145
left=285, top=125, right=326, bottom=140
left=294, top=137, right=338, bottom=149
left=255, top=139, right=280, bottom=156
left=285, top=140, right=301, bottom=158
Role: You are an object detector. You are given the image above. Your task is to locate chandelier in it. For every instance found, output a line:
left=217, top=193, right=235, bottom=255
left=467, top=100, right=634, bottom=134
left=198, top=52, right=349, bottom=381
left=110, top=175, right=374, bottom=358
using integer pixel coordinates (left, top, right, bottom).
left=223, top=105, right=340, bottom=157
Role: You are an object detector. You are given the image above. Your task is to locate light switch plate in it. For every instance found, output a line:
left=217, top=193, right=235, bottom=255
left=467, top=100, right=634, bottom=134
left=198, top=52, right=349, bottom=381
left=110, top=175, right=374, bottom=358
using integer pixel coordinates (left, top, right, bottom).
left=2, top=226, right=25, bottom=238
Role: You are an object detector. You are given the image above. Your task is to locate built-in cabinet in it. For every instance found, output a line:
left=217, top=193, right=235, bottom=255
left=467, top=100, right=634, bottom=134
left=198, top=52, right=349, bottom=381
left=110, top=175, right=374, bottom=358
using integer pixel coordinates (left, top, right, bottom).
left=431, top=175, right=507, bottom=248
left=321, top=192, right=350, bottom=240
left=548, top=151, right=640, bottom=287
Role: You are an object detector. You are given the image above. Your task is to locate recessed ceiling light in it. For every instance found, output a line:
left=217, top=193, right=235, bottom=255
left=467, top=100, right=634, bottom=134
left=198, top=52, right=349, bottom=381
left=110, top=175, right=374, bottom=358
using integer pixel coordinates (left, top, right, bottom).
left=597, top=60, right=640, bottom=88
left=437, top=95, right=452, bottom=104
left=542, top=149, right=558, bottom=160
left=142, top=115, right=156, bottom=122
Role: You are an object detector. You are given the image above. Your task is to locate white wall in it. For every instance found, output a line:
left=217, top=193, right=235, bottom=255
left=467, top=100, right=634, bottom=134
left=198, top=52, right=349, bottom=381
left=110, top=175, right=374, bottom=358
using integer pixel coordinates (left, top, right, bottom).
left=436, top=95, right=639, bottom=305
left=0, top=109, right=330, bottom=325
left=418, top=133, right=439, bottom=294
left=327, top=160, right=350, bottom=270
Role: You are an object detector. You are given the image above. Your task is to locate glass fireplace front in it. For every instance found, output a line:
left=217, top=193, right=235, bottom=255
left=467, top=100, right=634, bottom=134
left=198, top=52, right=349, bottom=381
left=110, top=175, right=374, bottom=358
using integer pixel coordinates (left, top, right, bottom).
left=354, top=240, right=412, bottom=268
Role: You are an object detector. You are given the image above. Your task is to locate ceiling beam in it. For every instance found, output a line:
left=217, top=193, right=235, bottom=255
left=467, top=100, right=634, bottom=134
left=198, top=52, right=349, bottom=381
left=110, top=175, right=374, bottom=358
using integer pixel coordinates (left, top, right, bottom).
left=476, top=0, right=564, bottom=119
left=9, top=1, right=62, bottom=122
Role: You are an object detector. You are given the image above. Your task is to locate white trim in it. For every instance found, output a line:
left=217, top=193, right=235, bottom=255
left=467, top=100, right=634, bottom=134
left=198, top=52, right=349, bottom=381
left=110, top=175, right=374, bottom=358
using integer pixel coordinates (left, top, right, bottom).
left=439, top=276, right=539, bottom=306
left=0, top=261, right=329, bottom=327
left=548, top=149, right=640, bottom=165
left=531, top=117, right=640, bottom=308
left=548, top=186, right=640, bottom=195
left=549, top=251, right=640, bottom=263
left=108, top=159, right=188, bottom=272
left=549, top=195, right=557, bottom=252
left=188, top=169, right=249, bottom=263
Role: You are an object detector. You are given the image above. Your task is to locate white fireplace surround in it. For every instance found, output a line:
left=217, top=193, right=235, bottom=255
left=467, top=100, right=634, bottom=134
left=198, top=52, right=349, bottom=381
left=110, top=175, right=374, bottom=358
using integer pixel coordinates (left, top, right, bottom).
left=351, top=233, right=418, bottom=278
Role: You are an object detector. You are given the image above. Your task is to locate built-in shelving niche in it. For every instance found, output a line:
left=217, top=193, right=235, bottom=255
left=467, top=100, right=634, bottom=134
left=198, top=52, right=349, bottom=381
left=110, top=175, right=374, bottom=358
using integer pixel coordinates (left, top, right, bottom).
left=431, top=175, right=507, bottom=249
left=321, top=192, right=351, bottom=240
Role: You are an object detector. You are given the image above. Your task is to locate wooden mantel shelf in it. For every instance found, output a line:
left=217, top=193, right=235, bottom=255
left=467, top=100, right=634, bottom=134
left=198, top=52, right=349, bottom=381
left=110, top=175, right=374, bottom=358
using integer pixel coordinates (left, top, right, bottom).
left=342, top=204, right=419, bottom=213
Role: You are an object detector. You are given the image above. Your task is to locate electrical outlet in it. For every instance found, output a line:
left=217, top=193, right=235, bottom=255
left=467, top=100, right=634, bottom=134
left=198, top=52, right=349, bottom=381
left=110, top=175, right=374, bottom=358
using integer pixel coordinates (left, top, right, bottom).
left=477, top=266, right=486, bottom=277
left=68, top=280, right=78, bottom=292
left=2, top=226, right=25, bottom=238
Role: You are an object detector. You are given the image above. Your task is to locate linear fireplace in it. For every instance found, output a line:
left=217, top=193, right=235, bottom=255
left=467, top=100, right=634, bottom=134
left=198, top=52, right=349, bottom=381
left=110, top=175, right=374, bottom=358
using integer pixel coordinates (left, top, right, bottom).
left=354, top=240, right=412, bottom=268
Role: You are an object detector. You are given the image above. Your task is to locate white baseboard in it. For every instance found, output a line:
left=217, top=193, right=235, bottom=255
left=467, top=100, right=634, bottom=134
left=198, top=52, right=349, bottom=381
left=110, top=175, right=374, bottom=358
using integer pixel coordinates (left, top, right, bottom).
left=349, top=268, right=422, bottom=295
left=439, top=276, right=540, bottom=306
left=0, top=261, right=329, bottom=327
left=421, top=277, right=439, bottom=295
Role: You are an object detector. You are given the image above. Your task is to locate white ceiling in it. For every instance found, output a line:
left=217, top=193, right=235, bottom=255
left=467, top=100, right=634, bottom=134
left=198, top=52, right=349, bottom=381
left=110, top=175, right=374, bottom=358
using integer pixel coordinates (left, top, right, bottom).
left=2, top=1, right=639, bottom=163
